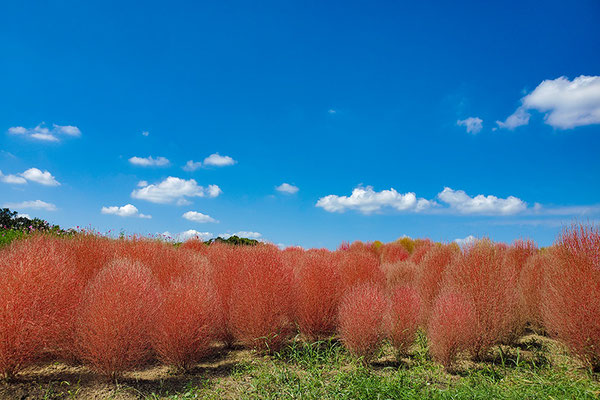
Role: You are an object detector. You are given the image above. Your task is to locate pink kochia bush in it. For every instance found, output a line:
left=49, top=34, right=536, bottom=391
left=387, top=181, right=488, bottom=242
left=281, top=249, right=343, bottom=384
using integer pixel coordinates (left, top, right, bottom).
left=338, top=283, right=388, bottom=360
left=0, top=236, right=82, bottom=379
left=152, top=268, right=222, bottom=371
left=542, top=225, right=600, bottom=370
left=388, top=286, right=421, bottom=357
left=428, top=291, right=476, bottom=369
left=76, top=259, right=161, bottom=379
left=294, top=250, right=343, bottom=340
left=228, top=246, right=295, bottom=352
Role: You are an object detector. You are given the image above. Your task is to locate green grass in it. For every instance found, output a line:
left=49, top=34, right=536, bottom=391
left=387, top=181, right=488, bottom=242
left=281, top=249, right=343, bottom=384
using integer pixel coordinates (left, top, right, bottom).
left=132, top=335, right=600, bottom=400
left=0, top=228, right=25, bottom=247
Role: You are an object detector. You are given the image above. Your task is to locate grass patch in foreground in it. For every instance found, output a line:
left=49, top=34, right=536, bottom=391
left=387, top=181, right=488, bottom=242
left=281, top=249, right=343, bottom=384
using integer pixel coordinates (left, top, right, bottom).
left=3, top=335, right=600, bottom=399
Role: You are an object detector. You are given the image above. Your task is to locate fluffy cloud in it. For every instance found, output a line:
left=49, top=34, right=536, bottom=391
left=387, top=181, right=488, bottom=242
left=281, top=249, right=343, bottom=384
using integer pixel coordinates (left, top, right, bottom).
left=203, top=153, right=236, bottom=167
left=20, top=168, right=60, bottom=186
left=498, top=75, right=600, bottom=130
left=454, top=235, right=478, bottom=247
left=53, top=124, right=81, bottom=137
left=131, top=177, right=222, bottom=204
left=438, top=187, right=527, bottom=215
left=0, top=168, right=60, bottom=186
left=128, top=156, right=170, bottom=167
left=457, top=117, right=483, bottom=134
left=182, top=211, right=218, bottom=223
left=142, top=131, right=149, bottom=137
left=219, top=231, right=262, bottom=239
left=276, top=183, right=299, bottom=194
left=316, top=186, right=435, bottom=214
left=7, top=123, right=81, bottom=142
left=101, top=204, right=151, bottom=218
left=0, top=170, right=27, bottom=184
left=168, top=230, right=214, bottom=241
left=183, top=160, right=203, bottom=172
left=3, top=200, right=57, bottom=211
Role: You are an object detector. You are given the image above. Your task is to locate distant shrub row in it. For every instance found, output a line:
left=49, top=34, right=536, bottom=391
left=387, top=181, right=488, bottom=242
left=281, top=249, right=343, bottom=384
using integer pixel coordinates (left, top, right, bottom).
left=0, top=225, right=598, bottom=380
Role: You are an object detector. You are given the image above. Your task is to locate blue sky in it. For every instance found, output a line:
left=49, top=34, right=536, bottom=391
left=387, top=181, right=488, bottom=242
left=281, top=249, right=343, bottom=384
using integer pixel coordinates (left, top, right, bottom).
left=1, top=0, right=599, bottom=249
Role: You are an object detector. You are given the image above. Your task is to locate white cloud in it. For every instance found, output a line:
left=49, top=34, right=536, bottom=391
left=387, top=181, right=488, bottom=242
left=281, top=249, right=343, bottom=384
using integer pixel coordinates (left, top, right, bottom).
left=137, top=180, right=148, bottom=187
left=498, top=75, right=600, bottom=130
left=219, top=231, right=262, bottom=239
left=177, top=230, right=214, bottom=241
left=20, top=168, right=60, bottom=186
left=316, top=186, right=435, bottom=214
left=142, top=131, right=149, bottom=137
left=7, top=123, right=81, bottom=142
left=128, top=156, right=170, bottom=167
left=182, top=211, right=218, bottom=223
left=183, top=160, right=203, bottom=171
left=131, top=177, right=222, bottom=204
left=203, top=153, right=236, bottom=167
left=0, top=170, right=27, bottom=184
left=207, top=184, right=222, bottom=198
left=101, top=204, right=151, bottom=219
left=16, top=213, right=31, bottom=219
left=454, top=235, right=478, bottom=247
left=328, top=109, right=337, bottom=114
left=276, top=183, right=299, bottom=194
left=3, top=200, right=57, bottom=211
left=437, top=187, right=527, bottom=215
left=53, top=124, right=81, bottom=137
left=0, top=168, right=60, bottom=186
left=457, top=117, right=483, bottom=134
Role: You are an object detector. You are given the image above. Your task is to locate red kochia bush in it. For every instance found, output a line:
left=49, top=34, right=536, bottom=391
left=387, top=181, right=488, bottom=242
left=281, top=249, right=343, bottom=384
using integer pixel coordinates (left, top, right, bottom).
left=380, top=243, right=410, bottom=264
left=443, top=240, right=517, bottom=359
left=180, top=238, right=210, bottom=256
left=206, top=243, right=246, bottom=346
left=416, top=244, right=459, bottom=325
left=76, top=259, right=161, bottom=379
left=338, top=283, right=388, bottom=360
left=338, top=250, right=385, bottom=291
left=502, top=240, right=538, bottom=341
left=228, top=246, right=294, bottom=352
left=152, top=269, right=221, bottom=371
left=428, top=291, right=476, bottom=369
left=388, top=286, right=421, bottom=357
left=381, top=260, right=419, bottom=289
left=0, top=236, right=81, bottom=379
left=115, top=237, right=189, bottom=286
left=294, top=250, right=343, bottom=340
left=519, top=252, right=546, bottom=330
left=542, top=225, right=600, bottom=369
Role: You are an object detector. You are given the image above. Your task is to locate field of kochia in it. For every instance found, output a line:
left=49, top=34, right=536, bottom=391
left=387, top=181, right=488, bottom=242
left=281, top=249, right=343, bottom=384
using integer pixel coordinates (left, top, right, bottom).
left=0, top=225, right=599, bottom=397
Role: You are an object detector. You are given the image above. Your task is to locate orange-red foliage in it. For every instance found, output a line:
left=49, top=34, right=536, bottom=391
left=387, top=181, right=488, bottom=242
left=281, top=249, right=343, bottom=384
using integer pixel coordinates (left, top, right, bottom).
left=294, top=250, right=343, bottom=340
left=428, top=291, right=476, bottom=369
left=519, top=252, right=546, bottom=330
left=115, top=237, right=189, bottom=286
left=443, top=240, right=518, bottom=359
left=381, top=260, right=419, bottom=289
left=542, top=225, right=600, bottom=369
left=152, top=269, right=221, bottom=370
left=76, top=259, right=161, bottom=378
left=206, top=243, right=245, bottom=346
left=0, top=236, right=82, bottom=378
left=228, top=246, right=294, bottom=352
left=338, top=250, right=384, bottom=291
left=180, top=238, right=210, bottom=256
left=380, top=243, right=410, bottom=264
left=416, top=244, right=459, bottom=325
left=409, top=239, right=434, bottom=264
left=338, top=283, right=388, bottom=360
left=388, top=286, right=421, bottom=356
